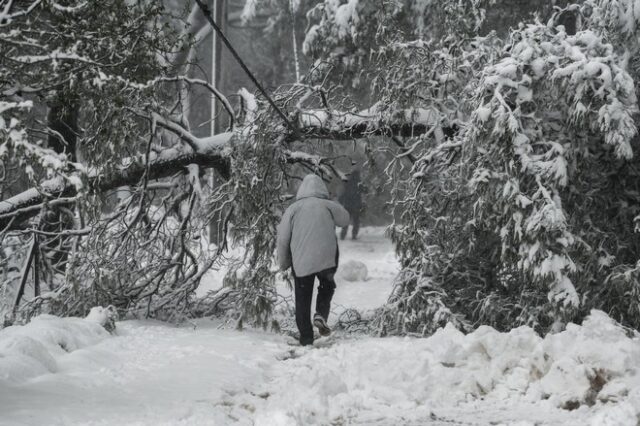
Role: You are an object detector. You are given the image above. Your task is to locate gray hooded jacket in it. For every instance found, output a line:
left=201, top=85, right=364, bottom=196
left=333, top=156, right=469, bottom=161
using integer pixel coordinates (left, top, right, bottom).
left=276, top=174, right=350, bottom=276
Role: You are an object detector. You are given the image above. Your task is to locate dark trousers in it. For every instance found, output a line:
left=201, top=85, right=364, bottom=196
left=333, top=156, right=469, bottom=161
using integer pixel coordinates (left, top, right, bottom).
left=340, top=211, right=360, bottom=240
left=294, top=267, right=336, bottom=345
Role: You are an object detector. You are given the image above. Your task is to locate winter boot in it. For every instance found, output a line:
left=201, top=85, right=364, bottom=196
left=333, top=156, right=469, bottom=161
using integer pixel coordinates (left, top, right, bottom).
left=313, top=313, right=331, bottom=336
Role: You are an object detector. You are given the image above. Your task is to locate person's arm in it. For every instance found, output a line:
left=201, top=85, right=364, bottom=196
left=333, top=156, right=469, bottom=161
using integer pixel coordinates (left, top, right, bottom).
left=276, top=208, right=293, bottom=270
left=327, top=201, right=350, bottom=227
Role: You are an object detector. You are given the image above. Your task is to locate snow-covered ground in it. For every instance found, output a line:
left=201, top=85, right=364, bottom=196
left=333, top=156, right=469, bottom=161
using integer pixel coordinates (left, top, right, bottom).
left=2, top=228, right=640, bottom=425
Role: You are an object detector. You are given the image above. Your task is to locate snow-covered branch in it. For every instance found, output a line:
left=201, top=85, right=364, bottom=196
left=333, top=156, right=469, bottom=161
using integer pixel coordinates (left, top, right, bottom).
left=0, top=133, right=234, bottom=231
left=0, top=102, right=448, bottom=231
left=9, top=51, right=103, bottom=66
left=0, top=0, right=42, bottom=26
left=296, top=107, right=444, bottom=141
left=51, top=2, right=87, bottom=13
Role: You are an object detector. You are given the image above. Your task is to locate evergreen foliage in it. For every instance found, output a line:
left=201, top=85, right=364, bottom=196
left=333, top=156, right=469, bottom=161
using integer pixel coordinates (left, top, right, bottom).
left=300, top=0, right=640, bottom=333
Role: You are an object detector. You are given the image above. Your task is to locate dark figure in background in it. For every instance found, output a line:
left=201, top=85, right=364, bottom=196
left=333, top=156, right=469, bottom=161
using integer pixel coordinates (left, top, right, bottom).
left=276, top=174, right=350, bottom=346
left=339, top=169, right=364, bottom=240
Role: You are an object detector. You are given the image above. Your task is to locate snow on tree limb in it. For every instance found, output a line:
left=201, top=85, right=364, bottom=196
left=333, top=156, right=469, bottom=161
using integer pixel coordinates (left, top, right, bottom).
left=50, top=2, right=88, bottom=13
left=9, top=52, right=102, bottom=65
left=0, top=132, right=234, bottom=231
left=0, top=0, right=43, bottom=25
left=0, top=104, right=444, bottom=231
left=296, top=107, right=442, bottom=140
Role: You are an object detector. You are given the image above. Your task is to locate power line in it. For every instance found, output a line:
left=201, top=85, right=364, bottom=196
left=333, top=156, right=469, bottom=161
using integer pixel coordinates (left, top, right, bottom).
left=194, top=0, right=297, bottom=133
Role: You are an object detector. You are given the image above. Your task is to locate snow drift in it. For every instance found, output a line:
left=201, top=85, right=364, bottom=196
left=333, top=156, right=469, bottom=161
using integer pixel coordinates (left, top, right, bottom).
left=85, top=305, right=118, bottom=332
left=0, top=313, right=111, bottom=384
left=1, top=306, right=640, bottom=425
left=244, top=310, right=640, bottom=425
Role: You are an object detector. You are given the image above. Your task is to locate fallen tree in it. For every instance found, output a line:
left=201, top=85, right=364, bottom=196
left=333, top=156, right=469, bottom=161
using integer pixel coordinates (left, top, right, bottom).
left=0, top=133, right=233, bottom=231
left=0, top=107, right=444, bottom=232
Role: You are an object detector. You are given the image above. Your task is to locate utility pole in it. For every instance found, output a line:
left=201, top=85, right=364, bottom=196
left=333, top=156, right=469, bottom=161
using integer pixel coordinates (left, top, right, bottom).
left=210, top=0, right=224, bottom=136
left=209, top=0, right=225, bottom=246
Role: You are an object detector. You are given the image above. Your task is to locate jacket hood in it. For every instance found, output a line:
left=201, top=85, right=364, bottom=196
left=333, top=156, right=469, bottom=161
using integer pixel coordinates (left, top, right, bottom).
left=296, top=174, right=329, bottom=200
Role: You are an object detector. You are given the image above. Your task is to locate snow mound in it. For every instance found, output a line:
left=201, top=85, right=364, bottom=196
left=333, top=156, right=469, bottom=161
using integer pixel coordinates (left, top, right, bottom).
left=338, top=260, right=368, bottom=282
left=534, top=311, right=640, bottom=409
left=85, top=305, right=118, bottom=332
left=243, top=310, right=640, bottom=425
left=0, top=313, right=110, bottom=383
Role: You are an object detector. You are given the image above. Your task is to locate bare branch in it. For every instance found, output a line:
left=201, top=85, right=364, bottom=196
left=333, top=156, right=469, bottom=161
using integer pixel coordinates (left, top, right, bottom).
left=154, top=76, right=235, bottom=129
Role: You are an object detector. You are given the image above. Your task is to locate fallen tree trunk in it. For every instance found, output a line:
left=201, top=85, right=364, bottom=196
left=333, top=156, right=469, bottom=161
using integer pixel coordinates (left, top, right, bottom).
left=0, top=107, right=449, bottom=231
left=0, top=133, right=234, bottom=231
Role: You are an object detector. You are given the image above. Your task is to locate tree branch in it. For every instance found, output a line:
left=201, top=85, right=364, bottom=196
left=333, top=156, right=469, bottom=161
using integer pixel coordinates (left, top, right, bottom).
left=0, top=133, right=234, bottom=231
left=294, top=107, right=444, bottom=141
left=0, top=105, right=449, bottom=231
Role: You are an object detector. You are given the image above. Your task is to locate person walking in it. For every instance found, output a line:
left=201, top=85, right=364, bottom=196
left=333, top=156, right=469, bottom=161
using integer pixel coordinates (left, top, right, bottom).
left=338, top=168, right=364, bottom=240
left=276, top=174, right=350, bottom=346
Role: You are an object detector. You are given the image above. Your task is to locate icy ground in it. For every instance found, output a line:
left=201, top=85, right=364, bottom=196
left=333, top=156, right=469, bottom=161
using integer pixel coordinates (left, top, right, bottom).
left=2, top=228, right=640, bottom=426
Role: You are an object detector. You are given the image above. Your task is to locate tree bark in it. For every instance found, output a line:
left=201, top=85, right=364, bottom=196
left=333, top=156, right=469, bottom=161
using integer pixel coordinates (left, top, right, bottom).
left=47, top=92, right=79, bottom=161
left=42, top=91, right=80, bottom=274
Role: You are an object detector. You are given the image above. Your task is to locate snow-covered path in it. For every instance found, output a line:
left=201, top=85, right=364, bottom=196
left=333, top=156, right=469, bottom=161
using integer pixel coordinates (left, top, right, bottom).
left=2, top=228, right=640, bottom=425
left=0, top=320, right=286, bottom=425
left=2, top=318, right=636, bottom=426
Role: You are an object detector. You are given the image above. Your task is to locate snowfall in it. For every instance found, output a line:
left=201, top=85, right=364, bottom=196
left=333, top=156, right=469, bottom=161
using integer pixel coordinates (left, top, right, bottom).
left=1, top=228, right=640, bottom=426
